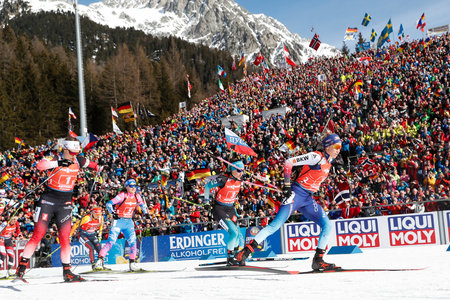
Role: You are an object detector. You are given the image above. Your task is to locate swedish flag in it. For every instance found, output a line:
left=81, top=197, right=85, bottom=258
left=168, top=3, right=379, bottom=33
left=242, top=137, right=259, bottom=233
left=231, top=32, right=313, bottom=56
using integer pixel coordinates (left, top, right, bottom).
left=361, top=13, right=371, bottom=26
left=377, top=19, right=393, bottom=48
left=370, top=29, right=377, bottom=42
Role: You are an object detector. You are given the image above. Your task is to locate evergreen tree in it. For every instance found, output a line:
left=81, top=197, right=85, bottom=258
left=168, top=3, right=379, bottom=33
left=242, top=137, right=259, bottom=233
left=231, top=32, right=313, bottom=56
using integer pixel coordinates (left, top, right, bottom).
left=341, top=42, right=350, bottom=57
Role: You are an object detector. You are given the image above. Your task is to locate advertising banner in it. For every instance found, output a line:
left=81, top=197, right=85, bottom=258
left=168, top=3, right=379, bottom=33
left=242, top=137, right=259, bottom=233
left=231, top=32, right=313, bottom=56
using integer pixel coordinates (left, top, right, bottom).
left=335, top=218, right=380, bottom=248
left=139, top=236, right=154, bottom=262
left=51, top=239, right=125, bottom=267
left=387, top=214, right=437, bottom=246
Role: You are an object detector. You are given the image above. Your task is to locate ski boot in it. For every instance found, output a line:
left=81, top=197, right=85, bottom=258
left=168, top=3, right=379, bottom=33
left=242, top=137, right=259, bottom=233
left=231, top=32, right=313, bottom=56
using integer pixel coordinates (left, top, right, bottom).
left=63, top=264, right=84, bottom=282
left=129, top=259, right=139, bottom=271
left=94, top=257, right=105, bottom=270
left=311, top=248, right=340, bottom=271
left=226, top=248, right=239, bottom=266
left=15, top=257, right=29, bottom=279
left=235, top=240, right=259, bottom=266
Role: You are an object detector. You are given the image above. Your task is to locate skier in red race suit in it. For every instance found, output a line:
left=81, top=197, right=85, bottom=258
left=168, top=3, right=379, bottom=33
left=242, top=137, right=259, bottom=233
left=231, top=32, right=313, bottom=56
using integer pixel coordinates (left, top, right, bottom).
left=15, top=138, right=101, bottom=282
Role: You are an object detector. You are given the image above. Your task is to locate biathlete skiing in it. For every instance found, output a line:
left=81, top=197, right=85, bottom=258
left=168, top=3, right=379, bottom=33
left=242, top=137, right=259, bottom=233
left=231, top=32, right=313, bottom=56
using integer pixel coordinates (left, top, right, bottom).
left=204, top=161, right=245, bottom=266
left=15, top=137, right=101, bottom=282
left=70, top=206, right=104, bottom=270
left=94, top=179, right=148, bottom=272
left=236, top=134, right=342, bottom=271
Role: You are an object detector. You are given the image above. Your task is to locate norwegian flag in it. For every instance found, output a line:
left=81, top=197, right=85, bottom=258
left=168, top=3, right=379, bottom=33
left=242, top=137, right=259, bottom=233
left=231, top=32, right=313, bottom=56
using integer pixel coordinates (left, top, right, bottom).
left=309, top=34, right=321, bottom=51
left=334, top=178, right=350, bottom=205
left=253, top=52, right=264, bottom=66
left=283, top=45, right=296, bottom=67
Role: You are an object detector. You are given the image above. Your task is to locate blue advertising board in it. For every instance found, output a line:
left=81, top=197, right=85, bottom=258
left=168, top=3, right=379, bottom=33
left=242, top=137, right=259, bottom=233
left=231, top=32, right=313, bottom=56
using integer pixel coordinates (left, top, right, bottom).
left=139, top=236, right=155, bottom=262
left=51, top=239, right=125, bottom=267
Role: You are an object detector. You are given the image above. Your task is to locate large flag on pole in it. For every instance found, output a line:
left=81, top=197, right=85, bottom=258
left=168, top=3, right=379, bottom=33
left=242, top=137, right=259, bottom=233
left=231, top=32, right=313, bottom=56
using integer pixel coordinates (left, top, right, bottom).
left=68, top=107, right=77, bottom=119
left=111, top=106, right=118, bottom=118
left=187, top=74, right=192, bottom=98
left=224, top=128, right=257, bottom=157
left=309, top=34, right=321, bottom=51
left=112, top=118, right=123, bottom=135
left=361, top=13, right=371, bottom=26
left=416, top=13, right=426, bottom=32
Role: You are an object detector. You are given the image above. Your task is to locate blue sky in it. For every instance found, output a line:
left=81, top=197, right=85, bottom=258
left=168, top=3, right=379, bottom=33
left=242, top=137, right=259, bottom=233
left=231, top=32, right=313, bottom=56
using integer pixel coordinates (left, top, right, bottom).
left=79, top=0, right=449, bottom=49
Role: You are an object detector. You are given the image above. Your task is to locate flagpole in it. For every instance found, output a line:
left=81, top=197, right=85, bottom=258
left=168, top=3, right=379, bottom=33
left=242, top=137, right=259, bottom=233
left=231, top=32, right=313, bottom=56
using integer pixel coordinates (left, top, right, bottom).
left=73, top=0, right=87, bottom=137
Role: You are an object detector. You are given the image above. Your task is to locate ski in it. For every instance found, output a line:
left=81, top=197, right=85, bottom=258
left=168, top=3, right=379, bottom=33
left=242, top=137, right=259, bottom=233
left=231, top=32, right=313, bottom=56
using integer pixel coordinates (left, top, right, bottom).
left=12, top=277, right=29, bottom=284
left=0, top=276, right=13, bottom=280
left=80, top=268, right=186, bottom=275
left=198, top=256, right=308, bottom=266
left=195, top=265, right=299, bottom=275
left=297, top=267, right=425, bottom=274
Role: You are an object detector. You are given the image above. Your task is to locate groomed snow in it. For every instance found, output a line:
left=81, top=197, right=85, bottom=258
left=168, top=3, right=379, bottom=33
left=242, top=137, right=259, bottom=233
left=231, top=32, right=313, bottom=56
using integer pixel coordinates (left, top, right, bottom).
left=1, top=244, right=449, bottom=300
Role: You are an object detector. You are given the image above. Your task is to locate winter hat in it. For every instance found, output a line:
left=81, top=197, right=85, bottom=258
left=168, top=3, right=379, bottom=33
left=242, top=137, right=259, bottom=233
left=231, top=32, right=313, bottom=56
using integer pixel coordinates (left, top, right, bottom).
left=323, top=134, right=341, bottom=148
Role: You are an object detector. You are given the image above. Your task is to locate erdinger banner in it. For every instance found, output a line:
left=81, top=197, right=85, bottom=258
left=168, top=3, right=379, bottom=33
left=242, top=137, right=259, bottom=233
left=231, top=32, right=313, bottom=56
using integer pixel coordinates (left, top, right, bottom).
left=157, top=230, right=227, bottom=261
left=335, top=218, right=380, bottom=248
left=285, top=222, right=321, bottom=252
left=388, top=214, right=436, bottom=246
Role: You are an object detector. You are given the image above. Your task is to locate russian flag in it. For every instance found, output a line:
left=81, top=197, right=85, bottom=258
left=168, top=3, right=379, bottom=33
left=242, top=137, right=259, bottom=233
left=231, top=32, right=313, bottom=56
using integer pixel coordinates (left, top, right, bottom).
left=224, top=128, right=257, bottom=157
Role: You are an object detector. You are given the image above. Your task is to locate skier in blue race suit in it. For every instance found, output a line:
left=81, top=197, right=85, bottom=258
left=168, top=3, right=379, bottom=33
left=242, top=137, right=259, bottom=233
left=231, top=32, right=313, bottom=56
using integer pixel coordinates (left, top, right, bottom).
left=236, top=134, right=342, bottom=271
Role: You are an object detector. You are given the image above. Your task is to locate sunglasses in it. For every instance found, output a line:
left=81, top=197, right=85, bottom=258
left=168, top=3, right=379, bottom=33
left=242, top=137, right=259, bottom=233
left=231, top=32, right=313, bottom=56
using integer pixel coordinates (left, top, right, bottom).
left=234, top=169, right=243, bottom=173
left=332, top=144, right=342, bottom=150
left=128, top=185, right=137, bottom=188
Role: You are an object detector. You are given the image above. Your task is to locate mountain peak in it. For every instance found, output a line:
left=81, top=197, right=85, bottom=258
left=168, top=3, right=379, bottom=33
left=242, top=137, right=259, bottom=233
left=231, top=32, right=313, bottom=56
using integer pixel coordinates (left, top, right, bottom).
left=21, top=0, right=340, bottom=63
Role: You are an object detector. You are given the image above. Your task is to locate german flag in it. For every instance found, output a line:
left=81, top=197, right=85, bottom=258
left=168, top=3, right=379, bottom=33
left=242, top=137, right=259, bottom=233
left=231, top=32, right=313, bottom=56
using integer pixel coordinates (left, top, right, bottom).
left=123, top=112, right=136, bottom=123
left=197, top=120, right=206, bottom=129
left=117, top=102, right=133, bottom=114
left=186, top=168, right=211, bottom=181
left=286, top=140, right=295, bottom=150
left=15, top=137, right=23, bottom=145
left=256, top=157, right=265, bottom=166
left=434, top=91, right=441, bottom=98
left=201, top=139, right=206, bottom=147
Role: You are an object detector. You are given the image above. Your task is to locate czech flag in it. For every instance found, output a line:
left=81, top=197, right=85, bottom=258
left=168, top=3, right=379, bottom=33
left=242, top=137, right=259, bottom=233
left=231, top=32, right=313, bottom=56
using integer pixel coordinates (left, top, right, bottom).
left=224, top=128, right=257, bottom=157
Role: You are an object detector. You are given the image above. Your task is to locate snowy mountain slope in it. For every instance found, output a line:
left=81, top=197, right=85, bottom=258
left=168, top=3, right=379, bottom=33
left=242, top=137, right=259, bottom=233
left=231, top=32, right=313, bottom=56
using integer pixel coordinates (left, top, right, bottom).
left=7, top=0, right=340, bottom=64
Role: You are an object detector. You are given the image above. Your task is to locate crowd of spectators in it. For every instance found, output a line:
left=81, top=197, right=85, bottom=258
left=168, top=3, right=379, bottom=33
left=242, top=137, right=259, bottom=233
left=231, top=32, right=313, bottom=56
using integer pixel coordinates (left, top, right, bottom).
left=0, top=33, right=449, bottom=247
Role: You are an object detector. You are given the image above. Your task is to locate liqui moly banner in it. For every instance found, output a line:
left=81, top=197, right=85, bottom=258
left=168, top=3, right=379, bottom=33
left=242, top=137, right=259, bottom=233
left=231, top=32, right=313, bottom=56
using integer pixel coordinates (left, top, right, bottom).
left=387, top=214, right=437, bottom=246
left=335, top=218, right=380, bottom=248
left=284, top=222, right=321, bottom=252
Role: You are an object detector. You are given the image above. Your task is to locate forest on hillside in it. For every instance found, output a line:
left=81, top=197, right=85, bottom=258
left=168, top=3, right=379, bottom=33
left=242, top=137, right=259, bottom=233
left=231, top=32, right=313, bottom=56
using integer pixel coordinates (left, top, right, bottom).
left=0, top=8, right=250, bottom=150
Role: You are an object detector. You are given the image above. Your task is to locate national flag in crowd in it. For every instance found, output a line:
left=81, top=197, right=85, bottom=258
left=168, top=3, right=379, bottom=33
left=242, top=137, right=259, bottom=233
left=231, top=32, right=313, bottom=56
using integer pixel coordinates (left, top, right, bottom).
left=186, top=168, right=212, bottom=181
left=218, top=78, right=224, bottom=91
left=217, top=65, right=227, bottom=77
left=345, top=27, right=358, bottom=34
left=280, top=127, right=292, bottom=139
left=309, top=34, right=321, bottom=51
left=14, top=137, right=23, bottom=145
left=228, top=84, right=234, bottom=94
left=283, top=45, right=296, bottom=67
left=361, top=13, right=371, bottom=27
left=117, top=102, right=133, bottom=114
left=112, top=117, right=123, bottom=135
left=417, top=13, right=426, bottom=32
left=69, top=130, right=78, bottom=138
left=356, top=157, right=374, bottom=168
left=201, top=139, right=206, bottom=147
left=370, top=29, right=377, bottom=42
left=187, top=74, right=192, bottom=98
left=80, top=133, right=99, bottom=150
left=160, top=171, right=169, bottom=187
left=398, top=24, right=404, bottom=40
left=0, top=172, right=10, bottom=184
left=111, top=106, right=119, bottom=118
left=68, top=107, right=77, bottom=119
left=256, top=157, right=265, bottom=166
left=224, top=128, right=257, bottom=157
left=238, top=52, right=245, bottom=66
left=334, top=179, right=351, bottom=205
left=231, top=56, right=237, bottom=71
left=279, top=140, right=295, bottom=152
left=267, top=196, right=281, bottom=212
left=197, top=120, right=206, bottom=129
left=123, top=113, right=136, bottom=123
left=253, top=52, right=264, bottom=66
left=377, top=19, right=393, bottom=48
left=326, top=119, right=335, bottom=133
left=357, top=57, right=372, bottom=65
left=353, top=79, right=363, bottom=93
